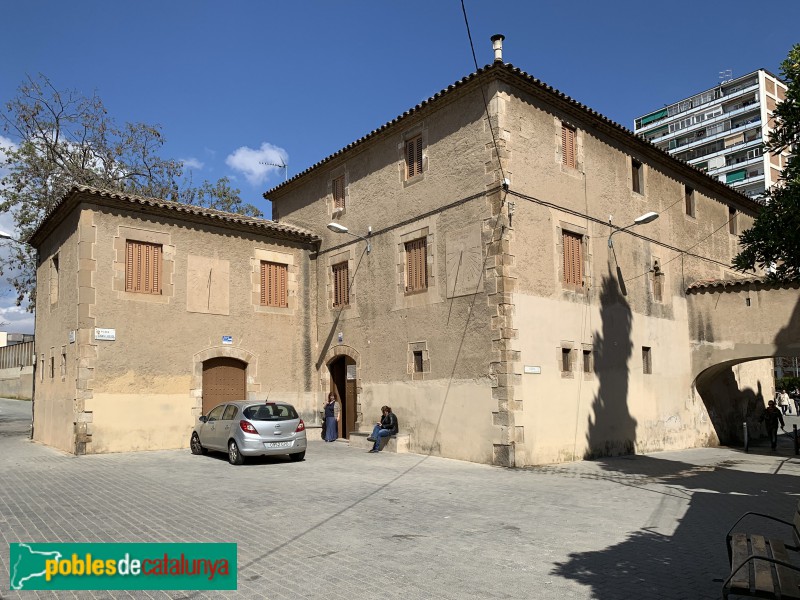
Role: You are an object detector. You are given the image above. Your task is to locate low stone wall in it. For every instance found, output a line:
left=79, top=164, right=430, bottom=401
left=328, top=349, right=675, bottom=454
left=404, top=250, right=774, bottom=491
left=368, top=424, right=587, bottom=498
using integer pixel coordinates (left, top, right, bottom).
left=0, top=366, right=34, bottom=400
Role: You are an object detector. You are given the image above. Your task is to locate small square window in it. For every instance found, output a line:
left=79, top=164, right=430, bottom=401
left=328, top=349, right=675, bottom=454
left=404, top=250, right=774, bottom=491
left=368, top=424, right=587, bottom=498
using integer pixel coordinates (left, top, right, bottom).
left=413, top=350, right=423, bottom=373
left=728, top=207, right=738, bottom=235
left=684, top=186, right=695, bottom=217
left=631, top=159, right=643, bottom=194
left=642, top=347, right=652, bottom=374
left=582, top=350, right=592, bottom=373
left=561, top=348, right=572, bottom=373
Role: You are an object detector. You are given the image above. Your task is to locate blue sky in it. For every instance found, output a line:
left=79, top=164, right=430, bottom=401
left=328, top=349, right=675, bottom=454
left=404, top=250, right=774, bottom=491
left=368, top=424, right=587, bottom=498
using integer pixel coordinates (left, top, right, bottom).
left=1, top=0, right=798, bottom=333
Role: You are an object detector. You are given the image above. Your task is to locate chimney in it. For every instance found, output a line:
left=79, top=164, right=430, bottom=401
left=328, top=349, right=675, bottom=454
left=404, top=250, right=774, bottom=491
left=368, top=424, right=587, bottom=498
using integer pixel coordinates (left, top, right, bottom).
left=491, top=34, right=505, bottom=63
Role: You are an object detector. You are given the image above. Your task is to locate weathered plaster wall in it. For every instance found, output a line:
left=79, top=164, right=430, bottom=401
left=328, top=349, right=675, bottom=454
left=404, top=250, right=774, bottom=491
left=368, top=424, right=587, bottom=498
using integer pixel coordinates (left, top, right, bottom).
left=272, top=86, right=501, bottom=461
left=499, top=81, right=769, bottom=464
left=33, top=206, right=82, bottom=453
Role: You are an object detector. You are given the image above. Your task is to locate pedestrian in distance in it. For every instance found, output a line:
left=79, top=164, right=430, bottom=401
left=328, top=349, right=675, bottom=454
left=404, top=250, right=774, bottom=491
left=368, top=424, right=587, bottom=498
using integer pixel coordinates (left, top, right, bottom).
left=323, top=393, right=340, bottom=442
left=779, top=389, right=791, bottom=415
left=759, top=400, right=785, bottom=451
left=367, top=405, right=398, bottom=453
left=793, top=388, right=800, bottom=416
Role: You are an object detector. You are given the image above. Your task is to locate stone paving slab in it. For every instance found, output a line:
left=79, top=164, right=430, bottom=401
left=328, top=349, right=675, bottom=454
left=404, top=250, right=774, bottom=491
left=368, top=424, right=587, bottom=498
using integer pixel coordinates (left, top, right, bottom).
left=1, top=398, right=799, bottom=599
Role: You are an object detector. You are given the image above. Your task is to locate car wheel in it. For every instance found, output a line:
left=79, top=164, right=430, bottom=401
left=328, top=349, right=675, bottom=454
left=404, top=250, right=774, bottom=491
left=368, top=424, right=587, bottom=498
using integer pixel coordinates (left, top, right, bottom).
left=289, top=451, right=306, bottom=462
left=228, top=440, right=244, bottom=465
left=190, top=433, right=207, bottom=455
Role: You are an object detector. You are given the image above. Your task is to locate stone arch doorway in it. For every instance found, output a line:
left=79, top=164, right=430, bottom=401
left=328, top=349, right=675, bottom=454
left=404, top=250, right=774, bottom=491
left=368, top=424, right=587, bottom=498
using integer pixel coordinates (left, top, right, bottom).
left=201, top=357, right=247, bottom=414
left=328, top=354, right=358, bottom=439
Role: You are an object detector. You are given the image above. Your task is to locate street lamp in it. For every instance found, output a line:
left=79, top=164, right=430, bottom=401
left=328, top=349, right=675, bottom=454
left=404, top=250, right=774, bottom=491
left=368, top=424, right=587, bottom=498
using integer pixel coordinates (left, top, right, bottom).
left=326, top=223, right=372, bottom=253
left=608, top=212, right=659, bottom=248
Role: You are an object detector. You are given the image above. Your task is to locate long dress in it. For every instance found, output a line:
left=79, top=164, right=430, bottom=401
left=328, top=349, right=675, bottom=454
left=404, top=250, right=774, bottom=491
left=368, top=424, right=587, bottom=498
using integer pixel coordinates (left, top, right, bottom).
left=324, top=401, right=338, bottom=442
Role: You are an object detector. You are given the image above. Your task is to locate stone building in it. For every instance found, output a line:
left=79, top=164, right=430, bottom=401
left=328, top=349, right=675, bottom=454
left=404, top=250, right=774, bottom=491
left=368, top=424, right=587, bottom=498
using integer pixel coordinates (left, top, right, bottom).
left=29, top=39, right=773, bottom=465
left=29, top=187, right=318, bottom=454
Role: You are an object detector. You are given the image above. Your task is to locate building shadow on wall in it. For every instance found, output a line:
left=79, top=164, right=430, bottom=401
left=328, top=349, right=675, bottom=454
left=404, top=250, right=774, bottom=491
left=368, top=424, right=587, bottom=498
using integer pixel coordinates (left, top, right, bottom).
left=584, top=272, right=637, bottom=458
left=549, top=452, right=799, bottom=599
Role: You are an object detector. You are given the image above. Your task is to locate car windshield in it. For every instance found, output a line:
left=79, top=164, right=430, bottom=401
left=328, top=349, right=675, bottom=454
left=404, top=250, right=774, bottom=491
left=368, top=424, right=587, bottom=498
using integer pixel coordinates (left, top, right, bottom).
left=244, top=403, right=299, bottom=421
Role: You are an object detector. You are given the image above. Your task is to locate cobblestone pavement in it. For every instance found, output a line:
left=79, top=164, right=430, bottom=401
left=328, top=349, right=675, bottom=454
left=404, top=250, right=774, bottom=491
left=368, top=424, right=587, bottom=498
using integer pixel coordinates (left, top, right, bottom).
left=1, top=398, right=799, bottom=600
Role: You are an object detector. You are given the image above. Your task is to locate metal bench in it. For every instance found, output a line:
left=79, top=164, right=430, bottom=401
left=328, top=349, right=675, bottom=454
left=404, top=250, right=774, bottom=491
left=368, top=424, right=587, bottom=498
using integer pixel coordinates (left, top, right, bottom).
left=723, top=501, right=800, bottom=599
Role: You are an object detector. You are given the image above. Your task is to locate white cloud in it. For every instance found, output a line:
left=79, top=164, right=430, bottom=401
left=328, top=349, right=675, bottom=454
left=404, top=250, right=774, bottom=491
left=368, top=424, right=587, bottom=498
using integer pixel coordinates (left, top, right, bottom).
left=0, top=297, right=34, bottom=334
left=225, top=143, right=288, bottom=186
left=181, top=157, right=204, bottom=170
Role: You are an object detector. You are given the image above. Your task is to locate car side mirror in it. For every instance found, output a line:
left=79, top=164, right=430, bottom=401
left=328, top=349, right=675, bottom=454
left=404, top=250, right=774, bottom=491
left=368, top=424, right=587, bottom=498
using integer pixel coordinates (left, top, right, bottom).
left=199, top=415, right=208, bottom=423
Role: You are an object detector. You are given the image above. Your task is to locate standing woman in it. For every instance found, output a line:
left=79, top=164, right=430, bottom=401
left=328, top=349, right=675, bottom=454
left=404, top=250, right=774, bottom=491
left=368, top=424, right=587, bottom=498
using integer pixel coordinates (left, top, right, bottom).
left=323, top=393, right=340, bottom=442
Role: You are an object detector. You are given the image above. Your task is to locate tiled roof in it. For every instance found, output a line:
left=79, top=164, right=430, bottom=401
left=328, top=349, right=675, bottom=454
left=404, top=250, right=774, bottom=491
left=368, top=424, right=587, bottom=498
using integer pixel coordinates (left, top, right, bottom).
left=264, top=62, right=760, bottom=212
left=29, top=185, right=319, bottom=247
left=686, top=277, right=800, bottom=292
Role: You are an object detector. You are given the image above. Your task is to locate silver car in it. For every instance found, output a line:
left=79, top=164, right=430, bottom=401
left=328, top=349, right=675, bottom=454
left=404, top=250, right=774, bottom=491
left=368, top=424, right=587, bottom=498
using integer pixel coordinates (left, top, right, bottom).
left=190, top=401, right=307, bottom=465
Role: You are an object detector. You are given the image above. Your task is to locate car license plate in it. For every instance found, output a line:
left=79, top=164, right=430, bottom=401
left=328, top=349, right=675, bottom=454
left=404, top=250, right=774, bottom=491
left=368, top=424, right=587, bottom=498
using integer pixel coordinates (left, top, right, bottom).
left=265, top=441, right=292, bottom=448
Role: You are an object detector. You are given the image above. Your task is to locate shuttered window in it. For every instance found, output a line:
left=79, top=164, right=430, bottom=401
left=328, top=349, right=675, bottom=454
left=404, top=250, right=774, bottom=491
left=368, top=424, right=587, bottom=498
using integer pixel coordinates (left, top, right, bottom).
left=125, top=241, right=162, bottom=295
left=562, top=123, right=576, bottom=169
left=562, top=231, right=583, bottom=287
left=260, top=261, right=288, bottom=308
left=405, top=237, right=428, bottom=293
left=332, top=175, right=346, bottom=210
left=405, top=135, right=423, bottom=179
left=332, top=262, right=349, bottom=308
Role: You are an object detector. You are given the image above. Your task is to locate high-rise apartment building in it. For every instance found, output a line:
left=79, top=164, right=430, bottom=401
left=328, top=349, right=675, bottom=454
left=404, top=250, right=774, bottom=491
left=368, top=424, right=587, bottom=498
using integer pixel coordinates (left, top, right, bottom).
left=634, top=70, right=789, bottom=201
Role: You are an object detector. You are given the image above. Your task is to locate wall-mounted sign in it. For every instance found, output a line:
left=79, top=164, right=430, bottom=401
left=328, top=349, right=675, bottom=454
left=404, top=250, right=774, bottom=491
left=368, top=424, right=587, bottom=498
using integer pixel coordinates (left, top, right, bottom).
left=338, top=332, right=343, bottom=343
left=346, top=364, right=357, bottom=380
left=94, top=328, right=116, bottom=341
left=222, top=336, right=233, bottom=345
left=68, top=330, right=76, bottom=344
left=524, top=365, right=541, bottom=374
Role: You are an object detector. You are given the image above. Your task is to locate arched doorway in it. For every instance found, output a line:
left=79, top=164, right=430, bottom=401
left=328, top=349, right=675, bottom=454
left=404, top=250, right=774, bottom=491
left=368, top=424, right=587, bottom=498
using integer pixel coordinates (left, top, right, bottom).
left=202, top=357, right=247, bottom=414
left=328, top=355, right=357, bottom=439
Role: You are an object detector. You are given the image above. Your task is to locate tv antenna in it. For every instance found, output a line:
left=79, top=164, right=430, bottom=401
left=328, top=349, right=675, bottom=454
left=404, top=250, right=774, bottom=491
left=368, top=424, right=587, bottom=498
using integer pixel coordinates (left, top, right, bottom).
left=719, top=69, right=733, bottom=84
left=260, top=159, right=288, bottom=182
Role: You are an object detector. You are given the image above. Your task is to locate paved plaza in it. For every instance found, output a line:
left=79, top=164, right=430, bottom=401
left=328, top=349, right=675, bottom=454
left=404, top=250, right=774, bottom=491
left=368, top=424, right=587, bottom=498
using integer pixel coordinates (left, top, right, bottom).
left=1, top=398, right=799, bottom=600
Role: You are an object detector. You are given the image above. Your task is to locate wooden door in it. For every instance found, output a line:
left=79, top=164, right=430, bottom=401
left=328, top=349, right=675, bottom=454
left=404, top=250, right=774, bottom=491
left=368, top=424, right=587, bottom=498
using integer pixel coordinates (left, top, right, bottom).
left=202, top=357, right=246, bottom=414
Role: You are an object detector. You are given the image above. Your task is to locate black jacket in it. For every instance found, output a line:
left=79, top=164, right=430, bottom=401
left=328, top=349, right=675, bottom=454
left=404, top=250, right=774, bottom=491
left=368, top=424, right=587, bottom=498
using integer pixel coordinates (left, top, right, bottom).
left=380, top=412, right=399, bottom=435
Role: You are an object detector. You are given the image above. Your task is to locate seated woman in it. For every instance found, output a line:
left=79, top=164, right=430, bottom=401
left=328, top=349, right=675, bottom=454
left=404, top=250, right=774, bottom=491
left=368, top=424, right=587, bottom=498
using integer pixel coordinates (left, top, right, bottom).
left=367, top=406, right=398, bottom=453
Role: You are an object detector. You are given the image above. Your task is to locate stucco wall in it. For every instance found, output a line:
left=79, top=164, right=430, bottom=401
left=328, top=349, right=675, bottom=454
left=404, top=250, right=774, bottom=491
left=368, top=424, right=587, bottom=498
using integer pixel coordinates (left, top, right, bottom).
left=33, top=206, right=83, bottom=453
left=0, top=367, right=33, bottom=400
left=34, top=200, right=317, bottom=454
left=272, top=86, right=501, bottom=459
left=500, top=82, right=769, bottom=464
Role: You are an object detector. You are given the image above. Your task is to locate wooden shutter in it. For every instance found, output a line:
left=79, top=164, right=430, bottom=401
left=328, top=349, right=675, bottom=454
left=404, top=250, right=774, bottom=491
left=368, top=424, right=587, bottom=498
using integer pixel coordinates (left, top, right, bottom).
left=125, top=240, right=161, bottom=294
left=405, top=135, right=423, bottom=178
left=562, top=231, right=583, bottom=287
left=261, top=261, right=287, bottom=307
left=332, top=176, right=346, bottom=210
left=405, top=238, right=428, bottom=293
left=562, top=124, right=576, bottom=169
left=332, top=262, right=349, bottom=307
